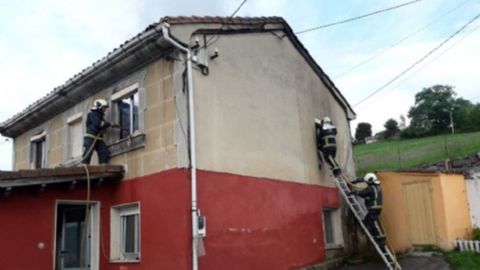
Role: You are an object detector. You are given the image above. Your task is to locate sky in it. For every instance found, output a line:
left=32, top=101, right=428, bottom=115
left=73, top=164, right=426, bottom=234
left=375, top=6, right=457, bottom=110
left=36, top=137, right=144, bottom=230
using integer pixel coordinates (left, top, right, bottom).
left=0, top=0, right=479, bottom=169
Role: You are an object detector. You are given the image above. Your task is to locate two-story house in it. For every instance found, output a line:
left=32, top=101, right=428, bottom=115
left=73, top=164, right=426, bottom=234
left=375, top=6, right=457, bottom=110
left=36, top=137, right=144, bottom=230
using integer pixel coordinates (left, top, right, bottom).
left=0, top=16, right=356, bottom=270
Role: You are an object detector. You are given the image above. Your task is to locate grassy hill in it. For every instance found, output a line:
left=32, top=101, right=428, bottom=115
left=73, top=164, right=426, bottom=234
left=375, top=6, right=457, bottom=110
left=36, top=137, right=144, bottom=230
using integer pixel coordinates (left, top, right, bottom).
left=353, top=131, right=480, bottom=175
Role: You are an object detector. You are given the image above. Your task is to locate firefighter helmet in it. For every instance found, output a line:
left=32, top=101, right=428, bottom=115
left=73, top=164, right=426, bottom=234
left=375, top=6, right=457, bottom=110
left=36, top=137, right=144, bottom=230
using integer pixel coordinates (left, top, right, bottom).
left=364, top=172, right=380, bottom=185
left=322, top=116, right=332, bottom=124
left=93, top=99, right=109, bottom=110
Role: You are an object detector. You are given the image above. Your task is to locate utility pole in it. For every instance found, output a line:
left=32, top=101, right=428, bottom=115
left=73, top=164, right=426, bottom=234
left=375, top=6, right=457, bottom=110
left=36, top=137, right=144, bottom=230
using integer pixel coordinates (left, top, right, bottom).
left=449, top=109, right=454, bottom=134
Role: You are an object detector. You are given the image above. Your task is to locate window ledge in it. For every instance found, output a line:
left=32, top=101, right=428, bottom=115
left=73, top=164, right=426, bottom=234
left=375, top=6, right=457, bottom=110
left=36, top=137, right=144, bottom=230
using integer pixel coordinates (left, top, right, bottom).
left=109, top=133, right=146, bottom=158
left=60, top=157, right=83, bottom=167
left=109, top=258, right=140, bottom=264
left=326, top=244, right=344, bottom=250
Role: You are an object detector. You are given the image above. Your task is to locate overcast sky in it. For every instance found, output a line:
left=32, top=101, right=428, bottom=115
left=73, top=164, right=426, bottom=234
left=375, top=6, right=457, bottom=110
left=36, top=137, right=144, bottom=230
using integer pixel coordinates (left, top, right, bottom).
left=1, top=0, right=479, bottom=170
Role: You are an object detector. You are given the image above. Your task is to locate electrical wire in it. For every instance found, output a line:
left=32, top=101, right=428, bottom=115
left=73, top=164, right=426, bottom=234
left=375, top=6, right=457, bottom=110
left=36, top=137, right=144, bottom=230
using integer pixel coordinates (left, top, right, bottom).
left=353, top=13, right=480, bottom=108
left=333, top=0, right=472, bottom=79
left=361, top=20, right=480, bottom=109
left=354, top=19, right=480, bottom=111
left=295, top=0, right=423, bottom=35
left=205, top=0, right=248, bottom=47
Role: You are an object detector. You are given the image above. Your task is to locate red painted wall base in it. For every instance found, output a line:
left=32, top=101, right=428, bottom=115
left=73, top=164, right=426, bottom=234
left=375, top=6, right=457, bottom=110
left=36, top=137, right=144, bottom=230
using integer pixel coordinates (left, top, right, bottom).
left=0, top=169, right=339, bottom=270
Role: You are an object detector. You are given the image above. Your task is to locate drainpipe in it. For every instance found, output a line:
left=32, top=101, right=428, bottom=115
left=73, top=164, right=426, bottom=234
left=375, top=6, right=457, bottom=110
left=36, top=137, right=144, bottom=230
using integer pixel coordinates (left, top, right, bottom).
left=161, top=23, right=199, bottom=270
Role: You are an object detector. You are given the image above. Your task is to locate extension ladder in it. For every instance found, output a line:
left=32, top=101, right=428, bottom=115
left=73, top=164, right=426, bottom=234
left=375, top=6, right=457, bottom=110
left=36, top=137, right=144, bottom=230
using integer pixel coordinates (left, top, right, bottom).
left=335, top=174, right=402, bottom=270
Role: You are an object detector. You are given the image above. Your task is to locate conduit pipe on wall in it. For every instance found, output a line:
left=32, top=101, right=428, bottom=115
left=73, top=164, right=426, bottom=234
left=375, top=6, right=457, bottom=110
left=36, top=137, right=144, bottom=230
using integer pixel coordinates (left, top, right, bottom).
left=161, top=23, right=199, bottom=270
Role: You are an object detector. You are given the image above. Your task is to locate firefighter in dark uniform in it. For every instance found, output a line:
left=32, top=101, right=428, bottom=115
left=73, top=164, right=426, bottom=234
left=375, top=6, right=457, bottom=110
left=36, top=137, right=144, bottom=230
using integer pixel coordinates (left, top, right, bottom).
left=81, top=99, right=112, bottom=165
left=350, top=172, right=385, bottom=247
left=315, top=117, right=341, bottom=176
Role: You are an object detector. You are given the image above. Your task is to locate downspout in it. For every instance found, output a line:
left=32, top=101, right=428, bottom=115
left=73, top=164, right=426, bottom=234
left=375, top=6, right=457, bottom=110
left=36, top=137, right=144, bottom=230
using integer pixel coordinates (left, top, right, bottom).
left=161, top=23, right=199, bottom=270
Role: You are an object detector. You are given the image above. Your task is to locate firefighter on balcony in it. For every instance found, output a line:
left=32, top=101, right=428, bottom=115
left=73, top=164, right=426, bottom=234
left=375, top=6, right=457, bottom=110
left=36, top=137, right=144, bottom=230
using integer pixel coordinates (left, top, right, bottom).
left=315, top=116, right=341, bottom=176
left=81, top=99, right=114, bottom=165
left=350, top=172, right=386, bottom=247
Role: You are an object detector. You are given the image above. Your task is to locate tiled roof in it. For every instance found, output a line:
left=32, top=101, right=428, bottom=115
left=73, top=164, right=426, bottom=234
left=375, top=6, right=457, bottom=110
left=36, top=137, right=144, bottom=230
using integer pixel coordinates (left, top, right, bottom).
left=0, top=16, right=355, bottom=137
left=162, top=16, right=284, bottom=25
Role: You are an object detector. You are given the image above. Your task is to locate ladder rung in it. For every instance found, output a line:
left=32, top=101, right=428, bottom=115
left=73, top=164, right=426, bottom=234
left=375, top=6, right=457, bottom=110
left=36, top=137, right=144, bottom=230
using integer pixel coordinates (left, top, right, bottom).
left=331, top=172, right=402, bottom=269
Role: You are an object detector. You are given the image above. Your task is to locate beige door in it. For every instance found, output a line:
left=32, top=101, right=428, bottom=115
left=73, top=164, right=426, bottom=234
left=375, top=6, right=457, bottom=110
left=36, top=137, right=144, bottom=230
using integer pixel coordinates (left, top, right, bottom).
left=404, top=181, right=436, bottom=245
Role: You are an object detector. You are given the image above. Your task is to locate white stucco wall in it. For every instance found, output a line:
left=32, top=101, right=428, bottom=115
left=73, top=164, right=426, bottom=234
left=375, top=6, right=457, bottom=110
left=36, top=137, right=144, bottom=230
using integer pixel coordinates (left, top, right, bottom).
left=175, top=28, right=355, bottom=187
left=466, top=171, right=480, bottom=228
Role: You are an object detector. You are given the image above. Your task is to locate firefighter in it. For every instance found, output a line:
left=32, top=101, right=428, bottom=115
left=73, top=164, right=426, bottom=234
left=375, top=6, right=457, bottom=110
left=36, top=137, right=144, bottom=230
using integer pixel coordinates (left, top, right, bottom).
left=350, top=172, right=385, bottom=247
left=315, top=116, right=341, bottom=176
left=81, top=99, right=113, bottom=165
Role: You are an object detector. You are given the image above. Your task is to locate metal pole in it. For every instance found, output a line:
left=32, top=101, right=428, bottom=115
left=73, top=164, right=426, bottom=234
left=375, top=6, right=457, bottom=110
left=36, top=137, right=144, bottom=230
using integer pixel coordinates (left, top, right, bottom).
left=161, top=23, right=199, bottom=270
left=449, top=110, right=454, bottom=134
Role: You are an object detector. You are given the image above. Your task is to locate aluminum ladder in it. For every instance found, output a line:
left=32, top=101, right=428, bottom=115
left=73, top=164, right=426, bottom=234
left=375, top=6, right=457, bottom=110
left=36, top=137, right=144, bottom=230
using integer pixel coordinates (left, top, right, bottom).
left=335, top=174, right=402, bottom=270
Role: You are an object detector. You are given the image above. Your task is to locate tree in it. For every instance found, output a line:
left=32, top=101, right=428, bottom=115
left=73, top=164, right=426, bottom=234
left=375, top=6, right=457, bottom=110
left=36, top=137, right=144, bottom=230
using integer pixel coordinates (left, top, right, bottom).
left=355, top=122, right=372, bottom=143
left=452, top=98, right=477, bottom=132
left=468, top=104, right=480, bottom=131
left=408, top=85, right=457, bottom=137
left=384, top=119, right=399, bottom=139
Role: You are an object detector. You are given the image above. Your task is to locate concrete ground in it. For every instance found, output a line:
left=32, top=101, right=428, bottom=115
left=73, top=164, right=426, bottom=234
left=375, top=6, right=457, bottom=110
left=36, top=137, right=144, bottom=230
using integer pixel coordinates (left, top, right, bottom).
left=338, top=253, right=451, bottom=270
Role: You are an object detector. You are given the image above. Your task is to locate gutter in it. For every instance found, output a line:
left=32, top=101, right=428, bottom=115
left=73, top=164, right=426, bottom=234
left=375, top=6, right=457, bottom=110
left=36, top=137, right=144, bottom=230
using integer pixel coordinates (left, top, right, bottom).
left=160, top=23, right=200, bottom=270
left=0, top=25, right=163, bottom=137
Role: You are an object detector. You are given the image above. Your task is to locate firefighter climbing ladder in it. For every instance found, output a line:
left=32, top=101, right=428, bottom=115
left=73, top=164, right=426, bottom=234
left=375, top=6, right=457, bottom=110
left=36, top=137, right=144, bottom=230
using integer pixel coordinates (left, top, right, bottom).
left=335, top=174, right=402, bottom=270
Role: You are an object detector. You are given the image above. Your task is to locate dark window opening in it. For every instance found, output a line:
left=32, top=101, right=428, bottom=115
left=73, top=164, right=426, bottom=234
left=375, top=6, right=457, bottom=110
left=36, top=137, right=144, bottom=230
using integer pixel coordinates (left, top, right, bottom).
left=117, top=92, right=139, bottom=139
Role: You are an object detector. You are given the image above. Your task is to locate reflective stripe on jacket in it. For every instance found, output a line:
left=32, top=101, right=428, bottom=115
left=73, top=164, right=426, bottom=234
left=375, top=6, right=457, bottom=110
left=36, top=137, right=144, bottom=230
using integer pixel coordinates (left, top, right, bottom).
left=315, top=123, right=337, bottom=149
left=357, top=184, right=383, bottom=210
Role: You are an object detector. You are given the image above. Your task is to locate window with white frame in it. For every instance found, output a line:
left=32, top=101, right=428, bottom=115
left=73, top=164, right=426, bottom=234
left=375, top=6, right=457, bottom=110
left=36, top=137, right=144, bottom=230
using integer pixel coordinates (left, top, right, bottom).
left=112, top=83, right=139, bottom=140
left=67, top=113, right=83, bottom=160
left=30, top=131, right=46, bottom=169
left=323, top=208, right=335, bottom=245
left=111, top=203, right=140, bottom=262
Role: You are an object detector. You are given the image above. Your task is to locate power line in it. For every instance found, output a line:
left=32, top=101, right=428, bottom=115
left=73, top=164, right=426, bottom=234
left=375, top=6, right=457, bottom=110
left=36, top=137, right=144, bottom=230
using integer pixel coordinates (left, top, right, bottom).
left=333, top=0, right=472, bottom=79
left=230, top=0, right=247, bottom=17
left=205, top=0, right=248, bottom=47
left=295, top=0, right=423, bottom=35
left=353, top=13, right=480, bottom=108
left=354, top=17, right=480, bottom=111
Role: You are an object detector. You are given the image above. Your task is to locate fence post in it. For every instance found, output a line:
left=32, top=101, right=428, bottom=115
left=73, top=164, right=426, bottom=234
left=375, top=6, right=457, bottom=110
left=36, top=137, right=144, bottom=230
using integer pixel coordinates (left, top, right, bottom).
left=397, top=147, right=401, bottom=169
left=444, top=136, right=449, bottom=156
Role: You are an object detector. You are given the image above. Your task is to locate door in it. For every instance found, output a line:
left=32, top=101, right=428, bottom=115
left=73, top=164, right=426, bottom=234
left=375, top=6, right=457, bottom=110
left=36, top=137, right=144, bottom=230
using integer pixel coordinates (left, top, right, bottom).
left=56, top=204, right=92, bottom=270
left=403, top=181, right=436, bottom=245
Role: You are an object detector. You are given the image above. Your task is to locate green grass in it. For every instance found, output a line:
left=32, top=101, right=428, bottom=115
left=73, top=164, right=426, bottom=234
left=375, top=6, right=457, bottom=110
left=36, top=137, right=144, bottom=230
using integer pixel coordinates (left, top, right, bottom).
left=353, top=131, right=480, bottom=175
left=446, top=251, right=480, bottom=270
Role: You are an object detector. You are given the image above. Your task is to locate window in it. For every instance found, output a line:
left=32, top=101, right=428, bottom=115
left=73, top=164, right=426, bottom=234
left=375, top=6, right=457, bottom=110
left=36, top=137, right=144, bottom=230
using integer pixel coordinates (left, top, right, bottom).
left=67, top=113, right=83, bottom=160
left=112, top=83, right=139, bottom=140
left=111, top=203, right=140, bottom=262
left=30, top=131, right=46, bottom=169
left=323, top=209, right=335, bottom=245
left=322, top=208, right=343, bottom=248
left=118, top=92, right=139, bottom=139
left=108, top=82, right=146, bottom=157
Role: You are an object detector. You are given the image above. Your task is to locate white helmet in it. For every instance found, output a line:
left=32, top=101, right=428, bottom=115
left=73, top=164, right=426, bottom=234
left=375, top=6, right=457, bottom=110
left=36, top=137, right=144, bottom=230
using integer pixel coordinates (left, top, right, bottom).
left=93, top=99, right=109, bottom=110
left=364, top=172, right=380, bottom=184
left=322, top=116, right=332, bottom=124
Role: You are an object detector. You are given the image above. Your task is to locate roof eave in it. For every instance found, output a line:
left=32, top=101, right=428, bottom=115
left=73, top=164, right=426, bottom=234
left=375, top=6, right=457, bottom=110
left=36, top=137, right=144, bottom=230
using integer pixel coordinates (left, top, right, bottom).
left=0, top=24, right=173, bottom=138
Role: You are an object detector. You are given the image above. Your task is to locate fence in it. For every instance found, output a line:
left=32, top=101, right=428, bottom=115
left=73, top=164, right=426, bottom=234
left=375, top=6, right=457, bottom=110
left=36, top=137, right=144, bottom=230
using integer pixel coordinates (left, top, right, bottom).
left=353, top=133, right=480, bottom=174
left=453, top=240, right=480, bottom=252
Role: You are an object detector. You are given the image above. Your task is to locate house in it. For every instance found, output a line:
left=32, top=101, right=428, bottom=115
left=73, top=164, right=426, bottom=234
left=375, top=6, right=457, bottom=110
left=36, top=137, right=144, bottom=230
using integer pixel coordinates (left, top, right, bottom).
left=0, top=16, right=356, bottom=270
left=377, top=170, right=472, bottom=252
